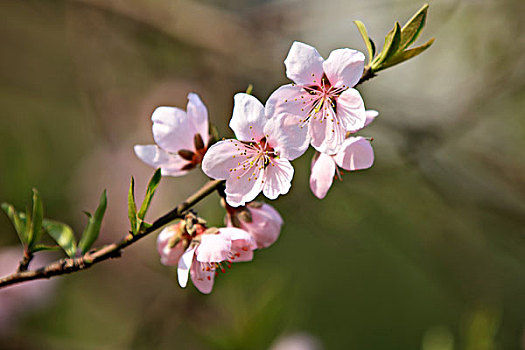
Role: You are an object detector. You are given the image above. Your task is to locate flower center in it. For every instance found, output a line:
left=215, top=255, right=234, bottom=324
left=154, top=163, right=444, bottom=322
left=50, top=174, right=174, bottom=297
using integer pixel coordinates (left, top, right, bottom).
left=228, top=137, right=278, bottom=183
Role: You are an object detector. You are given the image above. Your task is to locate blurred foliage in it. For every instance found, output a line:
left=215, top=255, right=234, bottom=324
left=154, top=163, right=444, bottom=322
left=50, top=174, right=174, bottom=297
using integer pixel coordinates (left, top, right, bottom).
left=1, top=0, right=525, bottom=349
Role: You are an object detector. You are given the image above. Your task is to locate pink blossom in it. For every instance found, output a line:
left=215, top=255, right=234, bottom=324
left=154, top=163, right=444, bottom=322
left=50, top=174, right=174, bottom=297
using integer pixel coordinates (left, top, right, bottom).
left=202, top=93, right=307, bottom=207
left=309, top=110, right=377, bottom=199
left=266, top=41, right=367, bottom=154
left=225, top=201, right=283, bottom=249
left=135, top=93, right=212, bottom=176
left=157, top=223, right=255, bottom=294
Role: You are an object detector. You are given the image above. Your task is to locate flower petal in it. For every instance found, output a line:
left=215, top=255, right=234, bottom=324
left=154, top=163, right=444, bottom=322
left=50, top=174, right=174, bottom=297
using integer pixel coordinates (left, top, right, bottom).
left=364, top=110, right=379, bottom=128
left=134, top=145, right=190, bottom=177
left=333, top=137, right=374, bottom=171
left=309, top=152, right=336, bottom=199
left=218, top=227, right=256, bottom=262
left=308, top=106, right=343, bottom=154
left=201, top=139, right=248, bottom=180
left=151, top=106, right=195, bottom=153
left=244, top=203, right=283, bottom=249
left=264, top=113, right=309, bottom=161
left=322, top=48, right=365, bottom=88
left=265, top=84, right=312, bottom=121
left=225, top=169, right=265, bottom=207
left=177, top=247, right=195, bottom=288
left=284, top=41, right=325, bottom=86
left=337, top=88, right=366, bottom=133
left=230, top=93, right=267, bottom=142
left=157, top=225, right=184, bottom=266
left=187, top=93, right=209, bottom=145
left=196, top=233, right=232, bottom=263
left=262, top=158, right=294, bottom=200
left=190, top=258, right=215, bottom=294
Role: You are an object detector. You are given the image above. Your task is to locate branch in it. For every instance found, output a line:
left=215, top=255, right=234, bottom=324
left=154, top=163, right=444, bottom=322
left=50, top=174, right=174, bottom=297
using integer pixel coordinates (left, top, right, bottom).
left=0, top=179, right=224, bottom=289
left=0, top=69, right=377, bottom=290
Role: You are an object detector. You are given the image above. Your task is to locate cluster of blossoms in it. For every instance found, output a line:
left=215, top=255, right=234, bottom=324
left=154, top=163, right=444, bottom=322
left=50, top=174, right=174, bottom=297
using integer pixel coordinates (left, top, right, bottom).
left=135, top=42, right=376, bottom=293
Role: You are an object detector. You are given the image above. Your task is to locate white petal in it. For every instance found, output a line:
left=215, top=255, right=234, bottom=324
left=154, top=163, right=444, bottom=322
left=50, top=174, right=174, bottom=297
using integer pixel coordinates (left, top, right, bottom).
left=308, top=105, right=343, bottom=154
left=264, top=114, right=309, bottom=161
left=284, top=41, right=325, bottom=86
left=309, top=152, right=336, bottom=199
left=333, top=137, right=374, bottom=171
left=177, top=247, right=195, bottom=288
left=187, top=92, right=209, bottom=145
left=134, top=145, right=190, bottom=177
left=225, top=169, right=265, bottom=207
left=364, top=110, right=379, bottom=127
left=230, top=93, right=267, bottom=142
left=196, top=233, right=232, bottom=263
left=190, top=258, right=215, bottom=294
left=322, top=48, right=365, bottom=88
left=265, top=84, right=312, bottom=122
left=151, top=106, right=195, bottom=152
left=262, top=157, right=294, bottom=200
left=201, top=139, right=250, bottom=180
left=336, top=88, right=366, bottom=133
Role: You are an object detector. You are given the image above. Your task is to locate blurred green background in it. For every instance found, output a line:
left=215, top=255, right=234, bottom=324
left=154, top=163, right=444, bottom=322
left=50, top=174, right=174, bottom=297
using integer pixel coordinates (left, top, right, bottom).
left=1, top=0, right=525, bottom=349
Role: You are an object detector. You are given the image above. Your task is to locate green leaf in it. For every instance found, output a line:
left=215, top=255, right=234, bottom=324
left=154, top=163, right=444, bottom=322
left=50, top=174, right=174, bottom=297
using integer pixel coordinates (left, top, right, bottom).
left=1, top=202, right=27, bottom=244
left=78, top=190, right=107, bottom=254
left=245, top=84, right=253, bottom=95
left=354, top=20, right=375, bottom=65
left=28, top=189, right=44, bottom=249
left=31, top=244, right=61, bottom=252
left=380, top=38, right=435, bottom=70
left=399, top=4, right=429, bottom=51
left=128, top=177, right=138, bottom=234
left=43, top=219, right=77, bottom=258
left=137, top=169, right=161, bottom=222
left=372, top=21, right=402, bottom=69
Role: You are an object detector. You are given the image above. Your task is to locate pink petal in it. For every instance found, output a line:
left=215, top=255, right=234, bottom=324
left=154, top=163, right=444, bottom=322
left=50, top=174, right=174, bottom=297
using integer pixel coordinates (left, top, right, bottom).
left=333, top=137, right=374, bottom=171
left=309, top=152, right=336, bottom=199
left=190, top=258, right=215, bottom=294
left=262, top=157, right=294, bottom=200
left=308, top=106, right=343, bottom=154
left=201, top=139, right=246, bottom=180
left=347, top=109, right=379, bottom=133
left=196, top=233, right=232, bottom=263
left=134, top=145, right=190, bottom=177
left=364, top=110, right=379, bottom=127
left=187, top=93, right=209, bottom=145
left=336, top=88, right=366, bottom=133
left=264, top=113, right=309, bottom=161
left=157, top=226, right=185, bottom=266
left=322, top=48, right=365, bottom=88
left=225, top=170, right=265, bottom=207
left=244, top=203, right=283, bottom=249
left=151, top=106, right=195, bottom=153
left=177, top=247, right=195, bottom=288
left=230, top=93, right=267, bottom=142
left=265, top=84, right=312, bottom=122
left=218, top=227, right=256, bottom=262
left=284, top=41, right=325, bottom=86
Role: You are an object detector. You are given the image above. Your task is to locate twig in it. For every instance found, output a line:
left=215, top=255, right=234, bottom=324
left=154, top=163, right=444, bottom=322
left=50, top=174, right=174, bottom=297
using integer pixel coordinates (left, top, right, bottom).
left=0, top=179, right=223, bottom=289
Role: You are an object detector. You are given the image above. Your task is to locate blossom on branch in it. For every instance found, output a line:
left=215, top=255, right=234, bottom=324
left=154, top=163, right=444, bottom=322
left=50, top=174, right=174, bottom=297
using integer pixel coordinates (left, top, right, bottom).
left=266, top=41, right=367, bottom=154
left=157, top=220, right=256, bottom=294
left=225, top=201, right=283, bottom=249
left=202, top=93, right=307, bottom=207
left=309, top=110, right=377, bottom=199
left=135, top=93, right=212, bottom=176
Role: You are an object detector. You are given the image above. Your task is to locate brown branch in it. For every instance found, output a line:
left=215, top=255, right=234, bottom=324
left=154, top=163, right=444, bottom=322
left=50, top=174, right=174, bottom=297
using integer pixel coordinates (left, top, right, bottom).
left=0, top=179, right=224, bottom=289
left=17, top=249, right=33, bottom=272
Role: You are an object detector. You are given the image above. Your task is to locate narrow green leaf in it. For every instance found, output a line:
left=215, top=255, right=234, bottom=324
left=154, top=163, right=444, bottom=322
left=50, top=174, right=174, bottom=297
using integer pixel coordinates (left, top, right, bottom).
left=354, top=20, right=375, bottom=65
left=372, top=21, right=402, bottom=69
left=137, top=169, right=161, bottom=221
left=208, top=124, right=220, bottom=146
left=245, top=84, right=253, bottom=95
left=31, top=244, right=61, bottom=252
left=78, top=190, right=107, bottom=254
left=43, top=219, right=77, bottom=258
left=28, top=189, right=44, bottom=249
left=399, top=4, right=429, bottom=51
left=128, top=177, right=138, bottom=234
left=1, top=203, right=27, bottom=244
left=380, top=38, right=435, bottom=70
